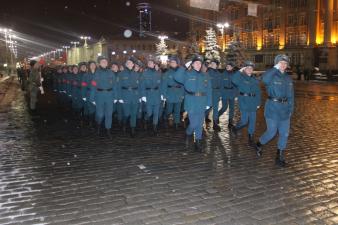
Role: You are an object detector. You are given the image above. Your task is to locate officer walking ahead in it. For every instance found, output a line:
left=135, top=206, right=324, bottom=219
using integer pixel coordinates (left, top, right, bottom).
left=90, top=56, right=118, bottom=139
left=174, top=55, right=212, bottom=152
left=231, top=61, right=261, bottom=145
left=255, top=55, right=294, bottom=167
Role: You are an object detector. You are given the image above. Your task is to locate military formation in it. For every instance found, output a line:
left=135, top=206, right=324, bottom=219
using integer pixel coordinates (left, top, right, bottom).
left=36, top=53, right=293, bottom=167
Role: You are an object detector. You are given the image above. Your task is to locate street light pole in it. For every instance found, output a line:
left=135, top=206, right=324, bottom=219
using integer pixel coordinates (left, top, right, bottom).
left=70, top=41, right=79, bottom=64
left=217, top=22, right=230, bottom=51
left=62, top=46, right=70, bottom=64
left=80, top=36, right=91, bottom=47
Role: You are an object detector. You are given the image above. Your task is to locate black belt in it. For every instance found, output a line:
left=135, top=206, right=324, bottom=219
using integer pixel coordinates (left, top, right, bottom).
left=97, top=88, right=112, bottom=92
left=213, top=87, right=221, bottom=90
left=168, top=85, right=182, bottom=88
left=239, top=92, right=256, bottom=97
left=146, top=87, right=159, bottom=90
left=268, top=96, right=288, bottom=103
left=122, top=87, right=138, bottom=90
left=224, top=87, right=234, bottom=89
left=186, top=90, right=206, bottom=97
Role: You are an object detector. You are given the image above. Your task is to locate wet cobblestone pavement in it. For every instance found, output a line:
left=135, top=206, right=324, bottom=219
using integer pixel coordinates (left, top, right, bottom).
left=0, top=79, right=338, bottom=225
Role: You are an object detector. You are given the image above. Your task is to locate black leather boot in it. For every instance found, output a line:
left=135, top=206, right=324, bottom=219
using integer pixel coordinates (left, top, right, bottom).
left=248, top=134, right=254, bottom=145
left=230, top=126, right=238, bottom=136
left=185, top=134, right=192, bottom=148
left=153, top=124, right=158, bottom=136
left=213, top=120, right=221, bottom=131
left=174, top=123, right=179, bottom=131
left=227, top=119, right=234, bottom=128
left=275, top=149, right=286, bottom=167
left=254, top=141, right=263, bottom=157
left=143, top=120, right=148, bottom=131
left=97, top=124, right=103, bottom=137
left=106, top=129, right=112, bottom=140
left=194, top=139, right=202, bottom=153
left=130, top=127, right=136, bottom=138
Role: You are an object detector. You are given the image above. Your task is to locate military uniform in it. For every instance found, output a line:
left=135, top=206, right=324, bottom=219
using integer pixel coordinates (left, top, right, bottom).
left=81, top=61, right=96, bottom=120
left=90, top=57, right=118, bottom=137
left=140, top=64, right=163, bottom=133
left=71, top=65, right=84, bottom=113
left=117, top=58, right=141, bottom=137
left=174, top=55, right=212, bottom=152
left=162, top=56, right=184, bottom=128
left=65, top=66, right=74, bottom=106
left=205, top=60, right=222, bottom=130
left=219, top=63, right=237, bottom=127
left=231, top=61, right=261, bottom=143
left=255, top=55, right=294, bottom=167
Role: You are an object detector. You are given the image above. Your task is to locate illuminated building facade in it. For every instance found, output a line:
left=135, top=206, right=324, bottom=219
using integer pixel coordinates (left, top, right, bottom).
left=189, top=0, right=338, bottom=71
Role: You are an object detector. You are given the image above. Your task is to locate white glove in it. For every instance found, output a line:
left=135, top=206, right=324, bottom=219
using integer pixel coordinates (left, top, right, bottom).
left=40, top=78, right=44, bottom=82
left=39, top=86, right=45, bottom=95
left=141, top=96, right=147, bottom=102
left=257, top=106, right=260, bottom=109
left=114, top=100, right=118, bottom=103
left=68, top=94, right=72, bottom=97
left=206, top=106, right=210, bottom=110
left=185, top=61, right=192, bottom=68
left=92, top=101, right=96, bottom=105
left=119, top=99, right=124, bottom=103
left=274, top=64, right=280, bottom=70
left=82, top=98, right=86, bottom=101
left=239, top=67, right=246, bottom=73
left=161, top=95, right=166, bottom=101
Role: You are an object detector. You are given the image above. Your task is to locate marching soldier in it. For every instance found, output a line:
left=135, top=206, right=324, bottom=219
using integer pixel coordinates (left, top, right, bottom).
left=255, top=55, right=294, bottom=167
left=59, top=66, right=69, bottom=108
left=205, top=59, right=222, bottom=131
left=71, top=63, right=86, bottom=118
left=65, top=65, right=74, bottom=107
left=140, top=57, right=163, bottom=135
left=161, top=55, right=184, bottom=130
left=90, top=56, right=118, bottom=139
left=111, top=62, right=123, bottom=127
left=219, top=62, right=237, bottom=128
left=174, top=55, right=212, bottom=152
left=81, top=61, right=96, bottom=126
left=231, top=61, right=261, bottom=145
left=117, top=57, right=141, bottom=137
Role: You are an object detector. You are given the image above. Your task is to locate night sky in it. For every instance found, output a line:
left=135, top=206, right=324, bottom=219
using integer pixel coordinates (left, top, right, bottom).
left=0, top=0, right=190, bottom=58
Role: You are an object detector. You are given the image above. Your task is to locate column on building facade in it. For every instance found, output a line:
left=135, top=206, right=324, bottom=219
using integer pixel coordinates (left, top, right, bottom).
left=324, top=0, right=334, bottom=46
left=308, top=0, right=318, bottom=46
left=280, top=8, right=286, bottom=49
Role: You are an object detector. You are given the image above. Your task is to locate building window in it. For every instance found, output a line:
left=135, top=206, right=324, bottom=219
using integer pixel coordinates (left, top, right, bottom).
left=275, top=17, right=280, bottom=28
left=299, top=15, right=306, bottom=26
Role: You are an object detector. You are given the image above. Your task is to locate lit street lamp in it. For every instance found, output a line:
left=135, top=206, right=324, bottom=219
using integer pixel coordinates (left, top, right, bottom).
left=71, top=41, right=80, bottom=48
left=158, top=35, right=168, bottom=41
left=62, top=45, right=70, bottom=54
left=80, top=36, right=91, bottom=47
left=217, top=22, right=230, bottom=51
